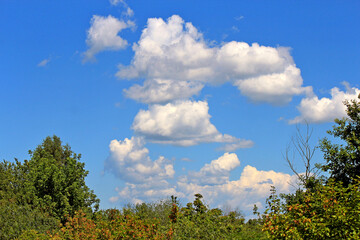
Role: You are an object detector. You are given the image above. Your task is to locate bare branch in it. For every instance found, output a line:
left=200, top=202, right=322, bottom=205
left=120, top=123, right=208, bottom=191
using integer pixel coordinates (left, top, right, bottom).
left=284, top=122, right=319, bottom=188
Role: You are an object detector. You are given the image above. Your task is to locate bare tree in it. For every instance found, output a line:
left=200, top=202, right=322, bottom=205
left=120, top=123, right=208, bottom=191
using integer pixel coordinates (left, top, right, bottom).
left=284, top=123, right=321, bottom=188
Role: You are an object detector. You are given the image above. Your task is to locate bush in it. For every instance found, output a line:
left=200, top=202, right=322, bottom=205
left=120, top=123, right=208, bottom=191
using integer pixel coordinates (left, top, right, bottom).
left=263, top=179, right=360, bottom=239
left=0, top=202, right=59, bottom=239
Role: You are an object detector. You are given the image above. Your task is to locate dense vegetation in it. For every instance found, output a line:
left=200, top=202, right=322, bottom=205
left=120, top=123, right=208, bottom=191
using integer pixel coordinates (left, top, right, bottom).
left=263, top=94, right=360, bottom=239
left=1, top=94, right=360, bottom=239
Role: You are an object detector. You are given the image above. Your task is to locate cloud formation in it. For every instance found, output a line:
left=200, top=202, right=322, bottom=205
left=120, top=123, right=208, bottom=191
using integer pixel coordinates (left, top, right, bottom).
left=186, top=153, right=240, bottom=185
left=105, top=136, right=174, bottom=183
left=290, top=84, right=360, bottom=124
left=132, top=100, right=239, bottom=146
left=109, top=151, right=296, bottom=216
left=176, top=163, right=296, bottom=215
left=118, top=15, right=310, bottom=105
left=84, top=15, right=134, bottom=61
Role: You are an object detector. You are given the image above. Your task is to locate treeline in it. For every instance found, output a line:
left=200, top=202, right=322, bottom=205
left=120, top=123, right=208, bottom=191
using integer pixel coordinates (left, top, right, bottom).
left=0, top=137, right=265, bottom=239
left=1, top=94, right=360, bottom=239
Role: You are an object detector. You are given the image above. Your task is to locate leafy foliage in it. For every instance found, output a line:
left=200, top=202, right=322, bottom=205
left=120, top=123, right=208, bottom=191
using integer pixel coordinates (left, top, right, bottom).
left=0, top=202, right=59, bottom=240
left=263, top=179, right=360, bottom=239
left=171, top=193, right=263, bottom=239
left=0, top=135, right=99, bottom=238
left=320, top=94, right=360, bottom=186
left=26, top=136, right=99, bottom=220
left=263, top=95, right=360, bottom=239
left=46, top=194, right=266, bottom=240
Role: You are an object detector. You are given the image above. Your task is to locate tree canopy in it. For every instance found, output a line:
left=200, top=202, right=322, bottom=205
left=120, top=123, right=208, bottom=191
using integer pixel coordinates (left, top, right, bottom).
left=320, top=94, right=360, bottom=186
left=26, top=135, right=99, bottom=220
left=0, top=135, right=99, bottom=223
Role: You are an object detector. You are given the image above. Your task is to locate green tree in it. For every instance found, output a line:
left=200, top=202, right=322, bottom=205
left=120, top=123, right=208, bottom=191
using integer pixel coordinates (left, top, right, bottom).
left=320, top=94, right=360, bottom=186
left=26, top=135, right=99, bottom=221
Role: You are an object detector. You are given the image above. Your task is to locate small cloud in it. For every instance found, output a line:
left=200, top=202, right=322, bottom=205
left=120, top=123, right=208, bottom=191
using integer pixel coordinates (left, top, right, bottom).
left=37, top=58, right=51, bottom=67
left=181, top=157, right=194, bottom=162
left=124, top=7, right=134, bottom=17
left=110, top=0, right=134, bottom=17
left=109, top=196, right=119, bottom=203
left=231, top=26, right=240, bottom=32
left=114, top=102, right=121, bottom=108
left=235, top=16, right=244, bottom=21
left=83, top=15, right=133, bottom=62
left=341, top=81, right=356, bottom=94
left=217, top=139, right=254, bottom=152
left=109, top=0, right=123, bottom=5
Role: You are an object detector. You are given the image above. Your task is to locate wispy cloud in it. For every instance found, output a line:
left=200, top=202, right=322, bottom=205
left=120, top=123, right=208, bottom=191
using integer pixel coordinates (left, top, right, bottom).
left=231, top=26, right=240, bottom=32
left=37, top=58, right=51, bottom=67
left=217, top=139, right=254, bottom=152
left=110, top=0, right=134, bottom=17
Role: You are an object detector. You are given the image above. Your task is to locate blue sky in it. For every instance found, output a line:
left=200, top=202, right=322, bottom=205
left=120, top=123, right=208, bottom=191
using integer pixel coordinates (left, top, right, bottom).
left=1, top=0, right=360, bottom=217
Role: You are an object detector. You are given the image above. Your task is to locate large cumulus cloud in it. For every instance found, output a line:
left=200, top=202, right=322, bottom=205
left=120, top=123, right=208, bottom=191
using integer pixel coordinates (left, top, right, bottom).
left=118, top=15, right=311, bottom=105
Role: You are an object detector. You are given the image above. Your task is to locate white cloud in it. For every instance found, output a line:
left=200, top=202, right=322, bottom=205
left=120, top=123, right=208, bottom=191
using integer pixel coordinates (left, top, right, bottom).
left=109, top=0, right=123, bottom=5
left=233, top=65, right=313, bottom=105
left=83, top=15, right=133, bottom=61
left=110, top=0, right=134, bottom=17
left=217, top=139, right=254, bottom=152
left=124, top=78, right=203, bottom=104
left=109, top=151, right=296, bottom=217
left=290, top=84, right=360, bottom=124
left=37, top=58, right=51, bottom=67
left=124, top=7, right=134, bottom=17
left=187, top=153, right=240, bottom=185
left=132, top=100, right=239, bottom=146
left=105, top=136, right=174, bottom=183
left=118, top=15, right=310, bottom=105
left=117, top=15, right=214, bottom=81
left=178, top=164, right=296, bottom=215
